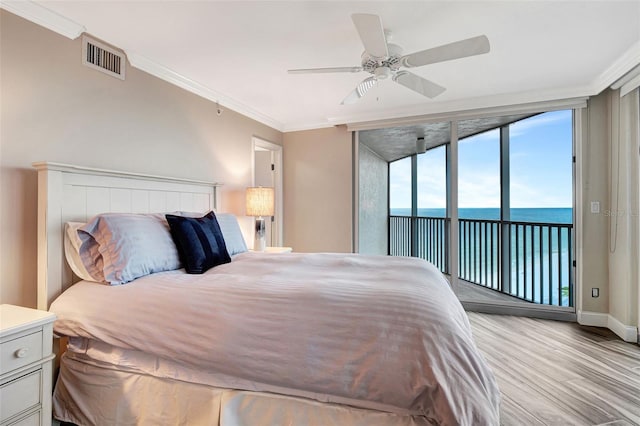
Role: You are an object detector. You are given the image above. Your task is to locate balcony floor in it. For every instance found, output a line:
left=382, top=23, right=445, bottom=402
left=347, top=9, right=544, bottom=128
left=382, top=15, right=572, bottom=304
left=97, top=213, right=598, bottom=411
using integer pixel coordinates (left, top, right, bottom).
left=457, top=279, right=533, bottom=305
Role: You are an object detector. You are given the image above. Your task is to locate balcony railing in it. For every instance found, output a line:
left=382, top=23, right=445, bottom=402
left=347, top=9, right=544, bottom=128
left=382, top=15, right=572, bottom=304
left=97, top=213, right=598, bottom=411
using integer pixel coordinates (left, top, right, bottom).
left=389, top=216, right=574, bottom=307
left=389, top=216, right=449, bottom=273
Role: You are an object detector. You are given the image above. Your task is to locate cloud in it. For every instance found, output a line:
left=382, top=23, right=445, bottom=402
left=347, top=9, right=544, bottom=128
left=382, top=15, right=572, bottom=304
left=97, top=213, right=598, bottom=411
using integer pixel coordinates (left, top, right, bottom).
left=460, top=129, right=499, bottom=144
left=509, top=110, right=571, bottom=138
left=458, top=171, right=501, bottom=207
left=510, top=179, right=572, bottom=208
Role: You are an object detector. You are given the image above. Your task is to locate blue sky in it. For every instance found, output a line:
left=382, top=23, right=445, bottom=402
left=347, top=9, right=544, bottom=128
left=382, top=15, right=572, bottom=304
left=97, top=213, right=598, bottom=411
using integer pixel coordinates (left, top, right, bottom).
left=389, top=110, right=573, bottom=209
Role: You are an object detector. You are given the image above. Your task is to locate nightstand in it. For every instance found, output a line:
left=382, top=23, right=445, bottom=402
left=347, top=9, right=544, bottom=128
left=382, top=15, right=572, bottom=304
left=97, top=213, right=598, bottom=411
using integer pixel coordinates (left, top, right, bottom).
left=1, top=304, right=56, bottom=426
left=262, top=247, right=293, bottom=253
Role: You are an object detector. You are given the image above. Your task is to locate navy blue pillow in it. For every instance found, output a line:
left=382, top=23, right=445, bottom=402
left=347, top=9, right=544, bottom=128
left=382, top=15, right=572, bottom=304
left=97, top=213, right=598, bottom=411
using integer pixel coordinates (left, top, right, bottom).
left=165, top=211, right=231, bottom=274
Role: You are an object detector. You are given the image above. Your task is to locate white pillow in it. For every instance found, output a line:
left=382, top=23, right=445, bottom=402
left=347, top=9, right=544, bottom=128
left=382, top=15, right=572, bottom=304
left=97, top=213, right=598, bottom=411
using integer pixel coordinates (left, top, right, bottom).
left=64, top=222, right=100, bottom=282
left=215, top=213, right=248, bottom=255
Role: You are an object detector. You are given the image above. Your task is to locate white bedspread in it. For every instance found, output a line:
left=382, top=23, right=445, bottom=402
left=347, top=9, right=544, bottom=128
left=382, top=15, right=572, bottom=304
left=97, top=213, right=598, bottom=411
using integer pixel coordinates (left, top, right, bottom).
left=50, top=252, right=500, bottom=425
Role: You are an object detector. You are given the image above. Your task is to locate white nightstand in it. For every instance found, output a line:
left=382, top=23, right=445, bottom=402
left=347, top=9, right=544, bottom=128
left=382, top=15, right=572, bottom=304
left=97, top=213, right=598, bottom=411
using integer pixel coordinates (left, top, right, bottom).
left=262, top=247, right=293, bottom=253
left=1, top=304, right=56, bottom=426
left=250, top=247, right=293, bottom=253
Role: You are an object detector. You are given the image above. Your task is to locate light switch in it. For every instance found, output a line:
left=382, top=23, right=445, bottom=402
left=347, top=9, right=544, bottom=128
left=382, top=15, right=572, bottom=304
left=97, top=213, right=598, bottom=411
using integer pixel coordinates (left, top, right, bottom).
left=590, top=201, right=600, bottom=214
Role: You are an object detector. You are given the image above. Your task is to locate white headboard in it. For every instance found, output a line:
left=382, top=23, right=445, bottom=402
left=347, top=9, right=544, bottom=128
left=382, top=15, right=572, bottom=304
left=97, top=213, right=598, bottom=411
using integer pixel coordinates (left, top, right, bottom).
left=33, top=162, right=221, bottom=310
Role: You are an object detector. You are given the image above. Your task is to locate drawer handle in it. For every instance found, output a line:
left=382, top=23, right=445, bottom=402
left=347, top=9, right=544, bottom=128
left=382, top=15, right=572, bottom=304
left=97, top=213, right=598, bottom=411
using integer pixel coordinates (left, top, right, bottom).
left=14, top=348, right=29, bottom=358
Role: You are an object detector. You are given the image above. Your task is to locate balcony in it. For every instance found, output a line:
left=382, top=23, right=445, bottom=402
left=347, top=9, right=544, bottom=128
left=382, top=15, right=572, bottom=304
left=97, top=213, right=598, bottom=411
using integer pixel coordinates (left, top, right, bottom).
left=389, top=216, right=574, bottom=307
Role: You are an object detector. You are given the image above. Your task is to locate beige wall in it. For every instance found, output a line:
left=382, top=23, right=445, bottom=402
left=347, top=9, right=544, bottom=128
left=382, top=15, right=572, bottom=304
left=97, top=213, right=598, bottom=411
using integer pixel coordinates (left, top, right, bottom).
left=579, top=93, right=611, bottom=313
left=283, top=127, right=352, bottom=253
left=607, top=89, right=639, bottom=328
left=0, top=10, right=282, bottom=308
left=579, top=88, right=639, bottom=336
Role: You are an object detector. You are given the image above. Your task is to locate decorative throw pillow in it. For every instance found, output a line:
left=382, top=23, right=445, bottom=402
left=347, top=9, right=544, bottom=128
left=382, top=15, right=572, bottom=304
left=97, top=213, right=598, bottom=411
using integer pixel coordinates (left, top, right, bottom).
left=165, top=211, right=231, bottom=274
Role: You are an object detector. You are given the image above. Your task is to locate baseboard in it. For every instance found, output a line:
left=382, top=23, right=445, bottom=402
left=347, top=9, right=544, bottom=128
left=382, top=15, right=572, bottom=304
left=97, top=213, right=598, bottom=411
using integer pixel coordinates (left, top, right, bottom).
left=464, top=302, right=576, bottom=322
left=578, top=310, right=638, bottom=343
left=607, top=315, right=638, bottom=343
left=577, top=310, right=609, bottom=327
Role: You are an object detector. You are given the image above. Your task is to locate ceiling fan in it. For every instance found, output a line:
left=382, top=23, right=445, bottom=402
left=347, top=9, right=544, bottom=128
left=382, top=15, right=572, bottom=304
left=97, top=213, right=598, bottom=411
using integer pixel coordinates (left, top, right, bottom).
left=288, top=14, right=490, bottom=104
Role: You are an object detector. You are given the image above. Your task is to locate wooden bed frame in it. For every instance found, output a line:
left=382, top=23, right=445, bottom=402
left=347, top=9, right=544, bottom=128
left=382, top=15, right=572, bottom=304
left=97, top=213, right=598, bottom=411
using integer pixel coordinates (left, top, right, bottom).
left=33, top=162, right=220, bottom=310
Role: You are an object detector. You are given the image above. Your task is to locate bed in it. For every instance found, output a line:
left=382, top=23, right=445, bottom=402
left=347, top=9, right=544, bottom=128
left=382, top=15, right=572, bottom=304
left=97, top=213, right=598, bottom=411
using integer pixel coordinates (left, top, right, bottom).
left=35, top=162, right=500, bottom=426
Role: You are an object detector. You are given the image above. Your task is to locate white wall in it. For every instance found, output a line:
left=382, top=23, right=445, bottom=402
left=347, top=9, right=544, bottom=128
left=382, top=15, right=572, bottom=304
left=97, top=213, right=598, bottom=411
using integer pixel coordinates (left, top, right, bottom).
left=0, top=10, right=282, bottom=308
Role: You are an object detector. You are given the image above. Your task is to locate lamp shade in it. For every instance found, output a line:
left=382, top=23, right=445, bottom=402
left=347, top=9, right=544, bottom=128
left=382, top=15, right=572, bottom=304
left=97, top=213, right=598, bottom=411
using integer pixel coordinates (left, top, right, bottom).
left=246, top=187, right=275, bottom=217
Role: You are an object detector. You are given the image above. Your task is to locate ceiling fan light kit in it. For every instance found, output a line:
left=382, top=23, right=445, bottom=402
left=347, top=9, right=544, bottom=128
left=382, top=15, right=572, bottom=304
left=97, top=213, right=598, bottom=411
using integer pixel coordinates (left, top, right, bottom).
left=288, top=13, right=491, bottom=104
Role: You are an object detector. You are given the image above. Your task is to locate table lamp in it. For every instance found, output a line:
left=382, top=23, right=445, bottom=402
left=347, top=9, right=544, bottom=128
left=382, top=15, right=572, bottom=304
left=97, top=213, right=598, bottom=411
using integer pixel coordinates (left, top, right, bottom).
left=246, top=187, right=275, bottom=251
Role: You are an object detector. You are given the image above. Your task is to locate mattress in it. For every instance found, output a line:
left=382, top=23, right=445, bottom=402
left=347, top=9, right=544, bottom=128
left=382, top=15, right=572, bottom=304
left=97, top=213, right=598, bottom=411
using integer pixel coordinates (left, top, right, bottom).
left=50, top=252, right=500, bottom=425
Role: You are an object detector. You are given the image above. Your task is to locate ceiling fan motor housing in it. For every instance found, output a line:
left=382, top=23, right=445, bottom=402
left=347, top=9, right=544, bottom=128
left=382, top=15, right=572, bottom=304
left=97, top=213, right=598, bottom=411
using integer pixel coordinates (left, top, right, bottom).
left=361, top=43, right=403, bottom=76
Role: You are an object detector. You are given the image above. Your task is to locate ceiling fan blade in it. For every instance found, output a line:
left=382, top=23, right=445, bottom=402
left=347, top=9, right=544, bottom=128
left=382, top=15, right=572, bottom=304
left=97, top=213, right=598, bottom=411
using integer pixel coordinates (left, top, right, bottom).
left=288, top=66, right=363, bottom=74
left=393, top=71, right=446, bottom=98
left=341, top=76, right=377, bottom=105
left=351, top=13, right=389, bottom=59
left=401, top=35, right=490, bottom=68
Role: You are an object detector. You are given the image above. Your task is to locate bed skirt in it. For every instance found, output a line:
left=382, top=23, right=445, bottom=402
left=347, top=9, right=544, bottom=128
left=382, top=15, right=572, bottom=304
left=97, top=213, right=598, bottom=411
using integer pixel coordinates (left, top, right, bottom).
left=54, top=353, right=431, bottom=426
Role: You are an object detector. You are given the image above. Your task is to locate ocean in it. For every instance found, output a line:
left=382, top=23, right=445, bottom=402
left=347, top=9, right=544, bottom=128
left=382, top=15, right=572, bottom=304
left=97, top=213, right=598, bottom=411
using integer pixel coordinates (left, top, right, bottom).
left=390, top=207, right=573, bottom=224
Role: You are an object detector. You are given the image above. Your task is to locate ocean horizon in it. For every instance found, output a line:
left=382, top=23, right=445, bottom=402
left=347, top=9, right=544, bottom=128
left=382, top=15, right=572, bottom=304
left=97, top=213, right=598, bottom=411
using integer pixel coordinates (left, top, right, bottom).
left=390, top=207, right=573, bottom=224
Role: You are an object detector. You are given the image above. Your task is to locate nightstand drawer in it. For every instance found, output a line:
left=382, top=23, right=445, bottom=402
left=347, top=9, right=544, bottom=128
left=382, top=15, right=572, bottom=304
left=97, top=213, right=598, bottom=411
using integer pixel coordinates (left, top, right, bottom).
left=0, top=331, right=43, bottom=375
left=7, top=410, right=41, bottom=426
left=0, top=370, right=41, bottom=422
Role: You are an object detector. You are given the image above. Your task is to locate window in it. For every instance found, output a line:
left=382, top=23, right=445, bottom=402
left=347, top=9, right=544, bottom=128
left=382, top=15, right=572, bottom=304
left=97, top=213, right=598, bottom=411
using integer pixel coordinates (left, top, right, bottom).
left=389, top=156, right=411, bottom=216
left=417, top=145, right=446, bottom=218
left=509, top=110, right=573, bottom=223
left=458, top=129, right=501, bottom=220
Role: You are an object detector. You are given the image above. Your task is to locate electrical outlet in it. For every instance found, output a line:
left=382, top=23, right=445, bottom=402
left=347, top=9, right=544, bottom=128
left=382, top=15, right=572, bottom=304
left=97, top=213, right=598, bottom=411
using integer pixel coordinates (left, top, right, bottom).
left=591, top=288, right=599, bottom=298
left=590, top=201, right=600, bottom=214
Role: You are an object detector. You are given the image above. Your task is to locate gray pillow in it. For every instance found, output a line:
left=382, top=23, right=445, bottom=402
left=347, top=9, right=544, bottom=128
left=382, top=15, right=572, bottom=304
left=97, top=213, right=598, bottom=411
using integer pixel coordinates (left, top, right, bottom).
left=215, top=213, right=248, bottom=255
left=78, top=213, right=182, bottom=285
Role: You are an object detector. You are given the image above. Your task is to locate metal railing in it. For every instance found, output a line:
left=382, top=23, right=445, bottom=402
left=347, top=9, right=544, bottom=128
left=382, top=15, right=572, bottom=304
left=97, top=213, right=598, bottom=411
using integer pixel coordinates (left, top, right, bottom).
left=390, top=216, right=574, bottom=307
left=459, top=219, right=501, bottom=291
left=389, top=216, right=449, bottom=274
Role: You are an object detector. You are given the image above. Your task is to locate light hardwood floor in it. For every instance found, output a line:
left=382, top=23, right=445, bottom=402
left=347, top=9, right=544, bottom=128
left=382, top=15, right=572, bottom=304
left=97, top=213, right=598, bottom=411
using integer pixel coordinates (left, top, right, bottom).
left=468, top=312, right=640, bottom=426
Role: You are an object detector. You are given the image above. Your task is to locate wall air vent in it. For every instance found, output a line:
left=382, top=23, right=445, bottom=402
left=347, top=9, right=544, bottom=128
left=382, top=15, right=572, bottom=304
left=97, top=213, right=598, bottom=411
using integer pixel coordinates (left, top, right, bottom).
left=82, top=35, right=126, bottom=80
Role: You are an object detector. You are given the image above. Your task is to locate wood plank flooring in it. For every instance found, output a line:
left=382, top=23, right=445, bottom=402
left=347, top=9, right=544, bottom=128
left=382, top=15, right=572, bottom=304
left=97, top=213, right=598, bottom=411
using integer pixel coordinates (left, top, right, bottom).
left=468, top=312, right=640, bottom=426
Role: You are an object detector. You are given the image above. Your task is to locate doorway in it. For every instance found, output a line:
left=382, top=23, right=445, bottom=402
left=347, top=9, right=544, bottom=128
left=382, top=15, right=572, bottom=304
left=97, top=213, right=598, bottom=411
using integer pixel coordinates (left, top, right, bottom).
left=252, top=137, right=283, bottom=247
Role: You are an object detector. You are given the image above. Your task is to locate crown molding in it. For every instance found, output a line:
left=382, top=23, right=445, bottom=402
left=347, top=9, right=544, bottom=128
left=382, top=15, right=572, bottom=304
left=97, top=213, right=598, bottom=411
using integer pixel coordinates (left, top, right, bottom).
left=0, top=0, right=85, bottom=39
left=126, top=51, right=284, bottom=132
left=283, top=121, right=335, bottom=133
left=593, top=39, right=640, bottom=94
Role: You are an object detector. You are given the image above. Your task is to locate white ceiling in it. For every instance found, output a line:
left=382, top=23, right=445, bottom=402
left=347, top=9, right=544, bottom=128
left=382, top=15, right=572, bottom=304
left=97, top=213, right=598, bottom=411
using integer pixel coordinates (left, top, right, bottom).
left=13, top=1, right=640, bottom=131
